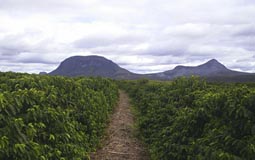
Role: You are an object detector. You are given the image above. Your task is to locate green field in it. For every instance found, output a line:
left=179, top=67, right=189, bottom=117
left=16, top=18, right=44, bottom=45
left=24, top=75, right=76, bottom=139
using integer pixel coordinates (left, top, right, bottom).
left=0, top=72, right=118, bottom=160
left=0, top=72, right=255, bottom=159
left=120, top=77, right=255, bottom=160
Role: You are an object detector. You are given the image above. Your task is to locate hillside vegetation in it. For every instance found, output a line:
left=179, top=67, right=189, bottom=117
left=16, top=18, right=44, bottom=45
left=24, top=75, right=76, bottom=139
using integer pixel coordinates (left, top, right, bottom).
left=120, top=77, right=255, bottom=160
left=0, top=72, right=118, bottom=160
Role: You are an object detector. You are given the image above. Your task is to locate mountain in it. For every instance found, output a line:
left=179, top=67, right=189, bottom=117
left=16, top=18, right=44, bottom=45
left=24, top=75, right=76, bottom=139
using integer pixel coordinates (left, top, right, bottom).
left=39, top=72, right=47, bottom=75
left=150, top=59, right=249, bottom=80
left=48, top=55, right=255, bottom=82
left=49, top=55, right=141, bottom=79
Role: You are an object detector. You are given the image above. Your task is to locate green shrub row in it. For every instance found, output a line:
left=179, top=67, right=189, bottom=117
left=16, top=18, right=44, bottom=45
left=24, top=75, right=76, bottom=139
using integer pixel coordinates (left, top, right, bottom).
left=121, top=77, right=255, bottom=160
left=0, top=72, right=118, bottom=160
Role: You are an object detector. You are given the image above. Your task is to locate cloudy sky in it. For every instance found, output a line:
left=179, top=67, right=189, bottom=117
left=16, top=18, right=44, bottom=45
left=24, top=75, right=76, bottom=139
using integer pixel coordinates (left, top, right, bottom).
left=0, top=0, right=255, bottom=73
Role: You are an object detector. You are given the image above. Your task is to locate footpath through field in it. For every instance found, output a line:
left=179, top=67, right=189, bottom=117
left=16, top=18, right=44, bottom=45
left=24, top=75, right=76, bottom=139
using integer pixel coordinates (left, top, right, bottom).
left=90, top=90, right=149, bottom=160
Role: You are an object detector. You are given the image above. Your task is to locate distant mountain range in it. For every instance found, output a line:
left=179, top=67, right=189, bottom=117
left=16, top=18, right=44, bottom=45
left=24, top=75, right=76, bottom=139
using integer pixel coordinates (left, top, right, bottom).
left=48, top=55, right=255, bottom=82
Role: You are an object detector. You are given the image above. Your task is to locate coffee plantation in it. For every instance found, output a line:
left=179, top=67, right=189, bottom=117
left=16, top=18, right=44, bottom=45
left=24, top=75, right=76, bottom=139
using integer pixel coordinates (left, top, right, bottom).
left=120, top=77, right=255, bottom=160
left=0, top=72, right=118, bottom=160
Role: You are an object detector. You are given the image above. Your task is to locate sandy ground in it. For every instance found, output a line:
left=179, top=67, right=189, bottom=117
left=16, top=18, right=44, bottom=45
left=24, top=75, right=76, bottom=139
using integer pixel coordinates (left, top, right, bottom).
left=90, top=90, right=149, bottom=160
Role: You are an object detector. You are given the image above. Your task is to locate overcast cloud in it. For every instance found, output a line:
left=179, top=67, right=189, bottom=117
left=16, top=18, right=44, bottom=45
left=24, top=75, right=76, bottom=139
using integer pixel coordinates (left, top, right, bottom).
left=0, top=0, right=255, bottom=73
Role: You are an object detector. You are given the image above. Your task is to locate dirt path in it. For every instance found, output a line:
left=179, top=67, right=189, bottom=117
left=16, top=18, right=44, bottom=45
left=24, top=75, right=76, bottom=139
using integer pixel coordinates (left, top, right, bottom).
left=90, top=90, right=149, bottom=160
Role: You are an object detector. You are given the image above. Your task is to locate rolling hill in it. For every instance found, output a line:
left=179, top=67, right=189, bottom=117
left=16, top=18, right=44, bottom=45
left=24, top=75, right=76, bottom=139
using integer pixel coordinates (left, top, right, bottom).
left=48, top=55, right=255, bottom=82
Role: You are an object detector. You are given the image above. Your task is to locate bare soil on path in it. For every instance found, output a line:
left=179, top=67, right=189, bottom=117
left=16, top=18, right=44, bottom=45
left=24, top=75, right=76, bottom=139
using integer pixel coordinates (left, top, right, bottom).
left=90, top=90, right=149, bottom=160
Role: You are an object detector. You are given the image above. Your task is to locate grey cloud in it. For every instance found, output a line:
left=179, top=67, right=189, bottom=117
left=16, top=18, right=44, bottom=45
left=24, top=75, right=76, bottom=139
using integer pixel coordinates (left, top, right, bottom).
left=0, top=30, right=71, bottom=65
left=233, top=38, right=255, bottom=51
left=0, top=61, right=57, bottom=73
left=140, top=48, right=188, bottom=57
left=0, top=0, right=255, bottom=73
left=234, top=25, right=255, bottom=37
left=0, top=32, right=40, bottom=57
left=74, top=34, right=146, bottom=49
left=0, top=44, right=31, bottom=59
left=229, top=63, right=255, bottom=72
left=236, top=57, right=255, bottom=63
left=15, top=56, right=59, bottom=64
left=0, top=47, right=26, bottom=56
left=75, top=37, right=113, bottom=49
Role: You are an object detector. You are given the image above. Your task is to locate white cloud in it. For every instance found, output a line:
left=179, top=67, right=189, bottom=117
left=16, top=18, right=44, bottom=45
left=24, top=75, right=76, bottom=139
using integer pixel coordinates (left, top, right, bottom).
left=0, top=0, right=255, bottom=73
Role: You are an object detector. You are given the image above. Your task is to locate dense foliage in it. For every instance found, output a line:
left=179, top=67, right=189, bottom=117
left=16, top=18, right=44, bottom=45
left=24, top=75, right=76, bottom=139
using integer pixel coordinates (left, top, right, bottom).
left=0, top=72, right=118, bottom=160
left=120, top=77, right=255, bottom=160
